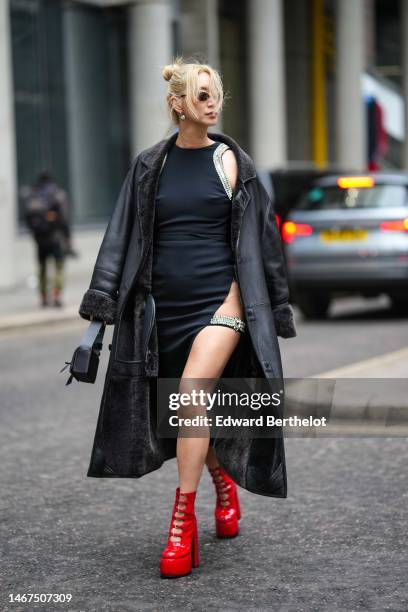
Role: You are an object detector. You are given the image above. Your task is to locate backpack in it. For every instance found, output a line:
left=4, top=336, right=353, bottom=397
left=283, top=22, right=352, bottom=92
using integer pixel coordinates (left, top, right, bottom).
left=25, top=186, right=62, bottom=240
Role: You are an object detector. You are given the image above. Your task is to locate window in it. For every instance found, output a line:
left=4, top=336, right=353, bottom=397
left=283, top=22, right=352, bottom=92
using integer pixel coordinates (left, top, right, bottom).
left=297, top=184, right=408, bottom=210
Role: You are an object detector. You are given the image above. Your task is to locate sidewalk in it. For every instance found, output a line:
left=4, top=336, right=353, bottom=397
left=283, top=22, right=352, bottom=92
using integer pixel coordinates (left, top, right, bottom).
left=284, top=348, right=408, bottom=433
left=0, top=228, right=104, bottom=331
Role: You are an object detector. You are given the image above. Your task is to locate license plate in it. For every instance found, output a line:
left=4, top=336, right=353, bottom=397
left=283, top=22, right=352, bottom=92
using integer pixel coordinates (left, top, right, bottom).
left=320, top=229, right=369, bottom=242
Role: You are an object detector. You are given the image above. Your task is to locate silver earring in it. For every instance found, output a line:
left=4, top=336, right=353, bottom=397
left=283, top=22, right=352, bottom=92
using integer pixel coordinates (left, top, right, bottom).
left=180, top=113, right=186, bottom=120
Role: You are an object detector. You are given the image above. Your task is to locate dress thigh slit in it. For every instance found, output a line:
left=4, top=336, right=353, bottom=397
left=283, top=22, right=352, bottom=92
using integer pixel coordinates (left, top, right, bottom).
left=180, top=277, right=243, bottom=378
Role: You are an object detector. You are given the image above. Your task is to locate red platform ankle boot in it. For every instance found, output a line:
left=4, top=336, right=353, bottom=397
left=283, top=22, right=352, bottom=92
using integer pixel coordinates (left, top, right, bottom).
left=209, top=465, right=241, bottom=538
left=160, top=487, right=199, bottom=578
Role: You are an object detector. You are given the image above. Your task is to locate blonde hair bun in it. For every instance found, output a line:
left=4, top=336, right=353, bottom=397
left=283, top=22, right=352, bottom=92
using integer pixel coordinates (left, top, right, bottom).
left=162, top=64, right=175, bottom=82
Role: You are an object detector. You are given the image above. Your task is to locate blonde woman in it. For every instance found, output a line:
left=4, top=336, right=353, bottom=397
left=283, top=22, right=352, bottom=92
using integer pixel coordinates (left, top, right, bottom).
left=78, top=57, right=296, bottom=579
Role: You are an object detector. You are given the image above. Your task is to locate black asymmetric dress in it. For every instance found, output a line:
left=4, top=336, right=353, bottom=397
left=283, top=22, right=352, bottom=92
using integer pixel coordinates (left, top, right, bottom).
left=152, top=141, right=238, bottom=378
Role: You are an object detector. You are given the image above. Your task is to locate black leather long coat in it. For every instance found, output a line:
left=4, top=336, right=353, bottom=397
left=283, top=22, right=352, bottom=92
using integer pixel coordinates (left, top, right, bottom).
left=78, top=130, right=297, bottom=497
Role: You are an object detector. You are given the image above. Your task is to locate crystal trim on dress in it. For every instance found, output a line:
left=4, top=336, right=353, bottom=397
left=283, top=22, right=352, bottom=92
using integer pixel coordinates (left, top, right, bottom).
left=159, top=153, right=168, bottom=175
left=213, top=143, right=233, bottom=200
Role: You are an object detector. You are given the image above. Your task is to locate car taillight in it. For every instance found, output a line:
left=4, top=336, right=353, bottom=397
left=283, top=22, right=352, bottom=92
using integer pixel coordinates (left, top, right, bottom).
left=282, top=221, right=313, bottom=243
left=380, top=219, right=408, bottom=232
left=275, top=213, right=281, bottom=230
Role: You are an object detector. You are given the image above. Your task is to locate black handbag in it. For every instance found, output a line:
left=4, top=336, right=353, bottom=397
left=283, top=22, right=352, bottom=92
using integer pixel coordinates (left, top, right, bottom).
left=60, top=320, right=106, bottom=385
left=60, top=293, right=156, bottom=385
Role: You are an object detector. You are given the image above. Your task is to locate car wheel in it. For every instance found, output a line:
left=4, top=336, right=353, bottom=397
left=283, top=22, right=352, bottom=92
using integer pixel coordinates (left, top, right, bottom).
left=296, top=292, right=331, bottom=320
left=390, top=295, right=408, bottom=316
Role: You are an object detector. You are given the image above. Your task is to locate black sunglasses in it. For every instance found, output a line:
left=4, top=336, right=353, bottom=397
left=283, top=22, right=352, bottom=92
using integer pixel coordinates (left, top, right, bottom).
left=180, top=91, right=214, bottom=102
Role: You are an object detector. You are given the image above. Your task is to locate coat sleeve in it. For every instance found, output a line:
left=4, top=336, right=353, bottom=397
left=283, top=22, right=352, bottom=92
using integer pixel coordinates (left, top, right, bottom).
left=257, top=177, right=297, bottom=338
left=78, top=157, right=139, bottom=324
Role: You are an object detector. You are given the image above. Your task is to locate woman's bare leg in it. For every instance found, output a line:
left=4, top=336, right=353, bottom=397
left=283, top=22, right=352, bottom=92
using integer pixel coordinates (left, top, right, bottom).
left=177, top=280, right=244, bottom=492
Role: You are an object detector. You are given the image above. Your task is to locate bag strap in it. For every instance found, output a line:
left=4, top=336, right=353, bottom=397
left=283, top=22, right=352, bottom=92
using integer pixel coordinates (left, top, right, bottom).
left=79, top=319, right=105, bottom=348
left=142, top=293, right=155, bottom=358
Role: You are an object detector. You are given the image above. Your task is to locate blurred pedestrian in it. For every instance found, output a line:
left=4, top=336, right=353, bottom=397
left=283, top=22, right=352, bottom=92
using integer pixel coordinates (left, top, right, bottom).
left=24, top=171, right=73, bottom=308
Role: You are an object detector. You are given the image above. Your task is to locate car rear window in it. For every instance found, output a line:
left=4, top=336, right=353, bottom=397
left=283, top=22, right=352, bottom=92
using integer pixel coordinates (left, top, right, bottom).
left=297, top=184, right=408, bottom=210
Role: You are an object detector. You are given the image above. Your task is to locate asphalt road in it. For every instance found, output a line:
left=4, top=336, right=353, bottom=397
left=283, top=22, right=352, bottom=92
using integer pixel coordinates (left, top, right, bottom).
left=1, top=297, right=407, bottom=611
left=283, top=295, right=408, bottom=376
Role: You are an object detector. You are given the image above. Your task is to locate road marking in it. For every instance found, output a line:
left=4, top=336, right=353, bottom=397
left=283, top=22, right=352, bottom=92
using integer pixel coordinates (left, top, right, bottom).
left=314, top=346, right=408, bottom=378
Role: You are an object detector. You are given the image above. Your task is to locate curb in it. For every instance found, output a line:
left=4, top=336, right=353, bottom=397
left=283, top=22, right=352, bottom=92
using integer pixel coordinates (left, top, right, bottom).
left=0, top=306, right=80, bottom=333
left=283, top=372, right=408, bottom=429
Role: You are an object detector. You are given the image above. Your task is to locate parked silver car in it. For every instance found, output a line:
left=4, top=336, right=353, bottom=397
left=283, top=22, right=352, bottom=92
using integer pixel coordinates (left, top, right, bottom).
left=283, top=173, right=408, bottom=319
